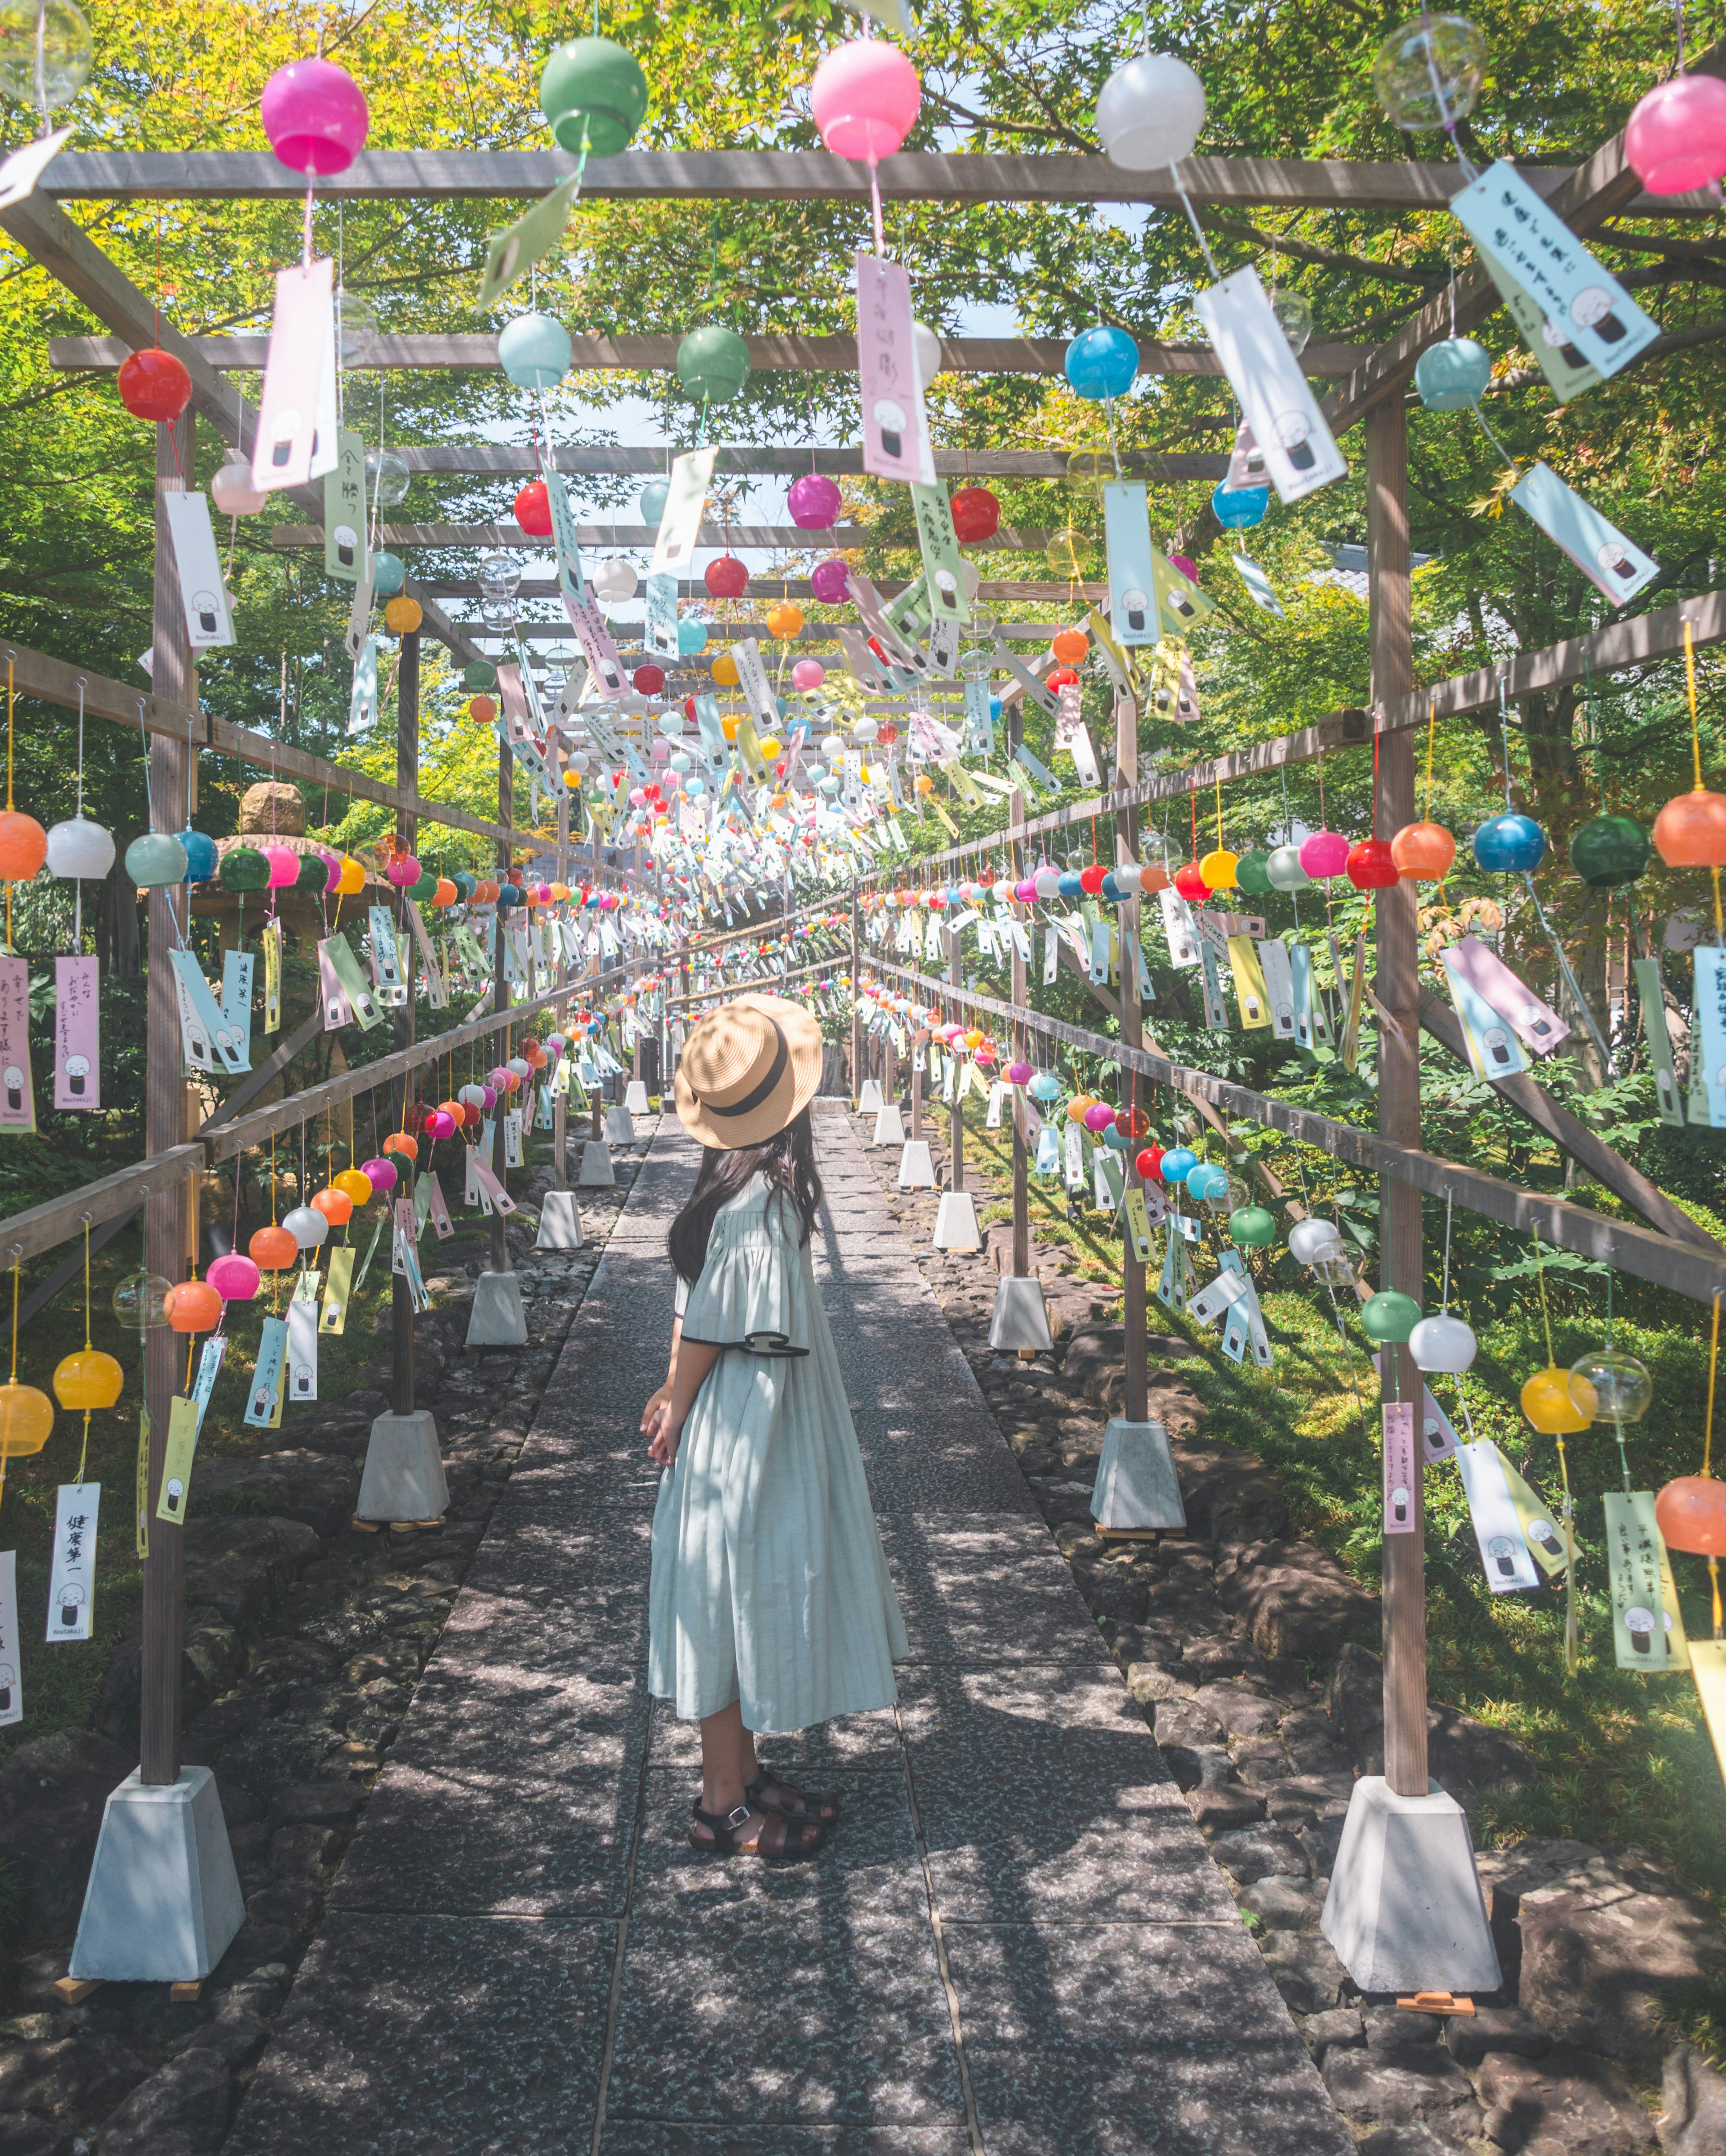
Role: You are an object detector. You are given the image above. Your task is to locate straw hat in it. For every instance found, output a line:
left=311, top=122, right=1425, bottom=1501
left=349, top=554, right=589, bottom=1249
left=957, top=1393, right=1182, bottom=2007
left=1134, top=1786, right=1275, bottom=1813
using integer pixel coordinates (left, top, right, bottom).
left=675, top=993, right=824, bottom=1150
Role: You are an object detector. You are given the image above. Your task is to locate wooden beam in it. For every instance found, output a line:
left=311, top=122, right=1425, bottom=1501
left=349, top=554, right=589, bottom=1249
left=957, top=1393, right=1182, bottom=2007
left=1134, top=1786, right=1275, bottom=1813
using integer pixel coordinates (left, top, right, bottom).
left=853, top=586, right=1726, bottom=880
left=273, top=520, right=886, bottom=550
left=1416, top=988, right=1725, bottom=1253
left=274, top=518, right=1064, bottom=551
left=52, top=330, right=1373, bottom=380
left=0, top=1145, right=203, bottom=1266
left=36, top=147, right=1716, bottom=217
left=452, top=617, right=1066, bottom=642
left=1323, top=39, right=1726, bottom=435
left=381, top=444, right=1231, bottom=482
left=0, top=632, right=520, bottom=844
left=868, top=958, right=1726, bottom=1307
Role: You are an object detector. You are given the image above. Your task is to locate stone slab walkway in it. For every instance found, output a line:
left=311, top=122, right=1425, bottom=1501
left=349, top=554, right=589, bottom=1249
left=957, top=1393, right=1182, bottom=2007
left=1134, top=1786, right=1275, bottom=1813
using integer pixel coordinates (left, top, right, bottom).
left=225, top=1109, right=1352, bottom=2156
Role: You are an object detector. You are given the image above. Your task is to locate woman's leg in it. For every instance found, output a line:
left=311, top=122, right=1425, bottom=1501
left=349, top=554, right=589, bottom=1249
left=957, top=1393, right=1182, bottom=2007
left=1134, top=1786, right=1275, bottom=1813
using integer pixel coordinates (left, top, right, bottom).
left=699, top=1699, right=750, bottom=1819
left=693, top=1703, right=819, bottom=1853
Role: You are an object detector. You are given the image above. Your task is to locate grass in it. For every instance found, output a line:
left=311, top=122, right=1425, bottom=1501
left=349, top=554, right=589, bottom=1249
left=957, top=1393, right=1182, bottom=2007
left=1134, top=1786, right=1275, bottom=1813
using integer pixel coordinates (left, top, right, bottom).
left=958, top=1119, right=1726, bottom=1953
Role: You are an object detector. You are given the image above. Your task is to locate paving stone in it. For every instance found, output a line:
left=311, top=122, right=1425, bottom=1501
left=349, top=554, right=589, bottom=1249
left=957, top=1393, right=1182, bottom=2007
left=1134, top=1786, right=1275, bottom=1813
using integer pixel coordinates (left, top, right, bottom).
left=943, top=1921, right=1353, bottom=2155
left=605, top=1912, right=966, bottom=2128
left=223, top=1915, right=611, bottom=2155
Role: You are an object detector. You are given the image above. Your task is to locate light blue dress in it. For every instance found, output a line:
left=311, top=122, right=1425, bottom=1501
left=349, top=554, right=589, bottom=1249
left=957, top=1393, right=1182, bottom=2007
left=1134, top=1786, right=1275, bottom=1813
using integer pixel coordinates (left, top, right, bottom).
left=648, top=1174, right=908, bottom=1730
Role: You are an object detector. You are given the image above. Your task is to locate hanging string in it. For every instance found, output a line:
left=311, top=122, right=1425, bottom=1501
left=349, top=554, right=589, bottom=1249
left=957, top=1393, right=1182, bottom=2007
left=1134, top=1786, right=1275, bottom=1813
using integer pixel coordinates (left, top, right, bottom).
left=1424, top=693, right=1437, bottom=823
left=1682, top=621, right=1723, bottom=936
left=1531, top=1227, right=1579, bottom=1672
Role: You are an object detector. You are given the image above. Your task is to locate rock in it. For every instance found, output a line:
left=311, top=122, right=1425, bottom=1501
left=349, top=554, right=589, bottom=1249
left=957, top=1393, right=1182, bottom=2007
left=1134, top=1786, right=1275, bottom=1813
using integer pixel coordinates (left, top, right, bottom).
left=1260, top=1929, right=1349, bottom=2014
left=188, top=1454, right=360, bottom=1541
left=1302, top=2007, right=1365, bottom=2059
left=0, top=1734, right=133, bottom=1942
left=1174, top=1446, right=1287, bottom=1544
left=1181, top=1637, right=1259, bottom=1679
left=1363, top=2005, right=1441, bottom=2049
left=1661, top=2043, right=1726, bottom=2154
left=268, top=1781, right=365, bottom=1828
left=0, top=2116, right=75, bottom=2155
left=1154, top=1696, right=1224, bottom=1750
left=1356, top=2129, right=1470, bottom=2156
left=172, top=2010, right=269, bottom=2070
left=1518, top=1882, right=1724, bottom=2065
left=237, top=780, right=304, bottom=836
left=1125, top=1662, right=1194, bottom=1710
left=1476, top=2045, right=1655, bottom=2155
left=269, top=1824, right=340, bottom=1875
left=1192, top=1681, right=1285, bottom=1738
left=1240, top=1875, right=1326, bottom=1929
left=1210, top=1826, right=1310, bottom=1884
left=1084, top=1571, right=1149, bottom=1624
left=95, top=2049, right=231, bottom=2155
left=1217, top=1539, right=1378, bottom=1659
left=1262, top=1773, right=1357, bottom=1826
left=204, top=1718, right=327, bottom=1796
left=1323, top=1642, right=1539, bottom=1798
left=181, top=1517, right=322, bottom=1630
left=0, top=2032, right=143, bottom=2121
left=1185, top=1783, right=1266, bottom=1831
left=1322, top=2044, right=1483, bottom=2141
left=1445, top=2007, right=1552, bottom=2068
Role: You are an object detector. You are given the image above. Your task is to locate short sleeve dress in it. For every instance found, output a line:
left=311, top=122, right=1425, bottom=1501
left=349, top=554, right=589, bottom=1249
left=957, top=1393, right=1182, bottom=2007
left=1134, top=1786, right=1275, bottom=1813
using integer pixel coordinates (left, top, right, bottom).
left=648, top=1174, right=908, bottom=1731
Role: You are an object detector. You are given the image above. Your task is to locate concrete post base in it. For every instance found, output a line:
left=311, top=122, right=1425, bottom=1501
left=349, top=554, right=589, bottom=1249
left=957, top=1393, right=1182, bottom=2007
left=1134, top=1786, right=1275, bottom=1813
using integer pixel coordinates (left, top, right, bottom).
left=858, top=1079, right=884, bottom=1113
left=1321, top=1776, right=1503, bottom=1995
left=988, top=1274, right=1053, bottom=1351
left=623, top=1079, right=650, bottom=1114
left=578, top=1140, right=615, bottom=1188
left=897, top=1139, right=936, bottom=1189
left=1091, top=1417, right=1186, bottom=1530
left=932, top=1191, right=981, bottom=1251
left=465, top=1269, right=528, bottom=1349
left=357, top=1410, right=448, bottom=1524
left=872, top=1104, right=905, bottom=1149
left=603, top=1104, right=636, bottom=1147
left=535, top=1189, right=584, bottom=1250
left=70, top=1767, right=244, bottom=1983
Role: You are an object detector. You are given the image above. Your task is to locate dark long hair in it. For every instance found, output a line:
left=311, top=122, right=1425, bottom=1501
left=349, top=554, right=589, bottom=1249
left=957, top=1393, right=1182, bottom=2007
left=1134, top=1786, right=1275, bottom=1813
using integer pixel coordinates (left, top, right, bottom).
left=668, top=1108, right=823, bottom=1284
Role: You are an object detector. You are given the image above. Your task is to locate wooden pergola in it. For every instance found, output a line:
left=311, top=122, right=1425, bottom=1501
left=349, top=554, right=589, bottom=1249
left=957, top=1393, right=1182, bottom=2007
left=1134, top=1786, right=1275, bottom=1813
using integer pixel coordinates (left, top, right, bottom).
left=1, top=58, right=1720, bottom=1984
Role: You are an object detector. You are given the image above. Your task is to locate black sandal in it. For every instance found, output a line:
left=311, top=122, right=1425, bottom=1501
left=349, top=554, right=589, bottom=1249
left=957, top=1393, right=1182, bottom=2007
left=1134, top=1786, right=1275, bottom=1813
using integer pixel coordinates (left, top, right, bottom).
left=689, top=1800, right=826, bottom=1860
left=746, top=1773, right=842, bottom=1825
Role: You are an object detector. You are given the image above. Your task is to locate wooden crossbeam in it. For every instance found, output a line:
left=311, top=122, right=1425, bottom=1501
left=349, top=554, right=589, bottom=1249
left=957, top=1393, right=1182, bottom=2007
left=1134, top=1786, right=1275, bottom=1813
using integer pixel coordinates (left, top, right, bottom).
left=0, top=633, right=519, bottom=844
left=378, top=444, right=1231, bottom=482
left=855, top=587, right=1726, bottom=878
left=1324, top=39, right=1726, bottom=435
left=34, top=147, right=1714, bottom=217
left=270, top=520, right=1057, bottom=551
left=868, top=958, right=1726, bottom=1308
left=51, top=330, right=1373, bottom=379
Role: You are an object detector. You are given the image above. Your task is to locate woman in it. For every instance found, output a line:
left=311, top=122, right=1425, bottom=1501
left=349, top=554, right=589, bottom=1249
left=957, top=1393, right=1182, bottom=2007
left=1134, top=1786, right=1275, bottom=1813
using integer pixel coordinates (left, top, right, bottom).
left=642, top=993, right=907, bottom=1859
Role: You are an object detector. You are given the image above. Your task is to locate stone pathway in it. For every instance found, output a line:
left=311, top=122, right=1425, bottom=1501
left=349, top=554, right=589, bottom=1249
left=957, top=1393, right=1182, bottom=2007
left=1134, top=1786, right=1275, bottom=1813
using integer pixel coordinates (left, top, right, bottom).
left=223, top=1108, right=1352, bottom=2156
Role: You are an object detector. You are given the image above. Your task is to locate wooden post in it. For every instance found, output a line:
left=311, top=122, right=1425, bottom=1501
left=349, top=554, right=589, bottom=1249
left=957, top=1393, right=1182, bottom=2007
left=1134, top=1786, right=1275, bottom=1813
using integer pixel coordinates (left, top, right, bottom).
left=551, top=771, right=569, bottom=1191
left=1114, top=692, right=1148, bottom=1426
left=948, top=917, right=963, bottom=1191
left=489, top=739, right=512, bottom=1276
left=390, top=631, right=418, bottom=1418
left=1367, top=396, right=1428, bottom=1798
left=849, top=892, right=860, bottom=1100
left=140, top=406, right=194, bottom=1789
left=1010, top=785, right=1030, bottom=1278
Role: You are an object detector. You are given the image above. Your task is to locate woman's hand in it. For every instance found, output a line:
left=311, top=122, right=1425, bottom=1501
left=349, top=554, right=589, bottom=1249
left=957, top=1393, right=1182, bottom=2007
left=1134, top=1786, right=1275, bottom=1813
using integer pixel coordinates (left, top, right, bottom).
left=646, top=1406, right=684, bottom=1467
left=640, top=1380, right=672, bottom=1437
